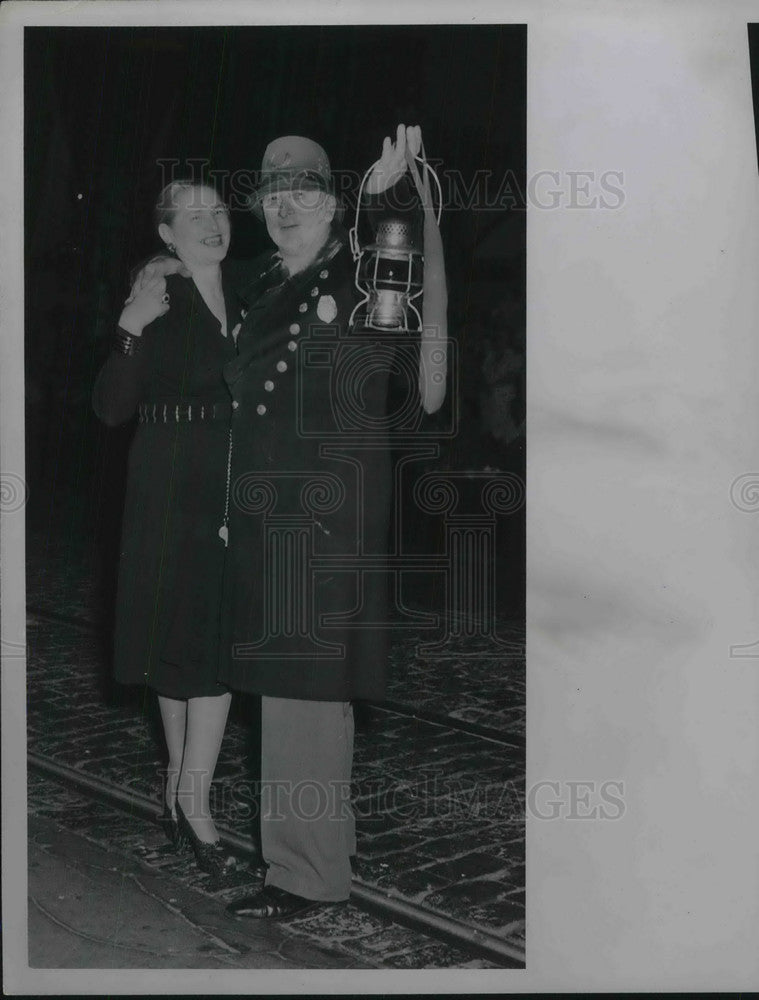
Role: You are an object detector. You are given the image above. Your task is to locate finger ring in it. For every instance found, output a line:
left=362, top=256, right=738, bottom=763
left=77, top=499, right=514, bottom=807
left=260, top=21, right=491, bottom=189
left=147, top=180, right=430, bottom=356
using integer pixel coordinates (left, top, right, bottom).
left=162, top=293, right=170, bottom=304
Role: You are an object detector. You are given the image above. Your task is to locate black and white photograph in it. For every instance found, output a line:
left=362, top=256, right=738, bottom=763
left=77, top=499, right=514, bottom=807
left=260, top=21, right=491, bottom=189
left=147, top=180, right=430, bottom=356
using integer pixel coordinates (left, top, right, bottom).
left=4, top=1, right=759, bottom=995
left=19, top=17, right=526, bottom=975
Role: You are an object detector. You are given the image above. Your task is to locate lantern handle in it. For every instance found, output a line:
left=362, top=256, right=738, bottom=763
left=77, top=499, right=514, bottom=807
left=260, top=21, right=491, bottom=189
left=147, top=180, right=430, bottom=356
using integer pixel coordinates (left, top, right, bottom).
left=349, top=153, right=443, bottom=260
left=350, top=159, right=380, bottom=260
left=411, top=153, right=444, bottom=226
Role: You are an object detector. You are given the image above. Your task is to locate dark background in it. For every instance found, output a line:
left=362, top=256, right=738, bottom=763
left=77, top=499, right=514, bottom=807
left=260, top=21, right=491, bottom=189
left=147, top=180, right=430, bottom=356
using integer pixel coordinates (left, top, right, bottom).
left=748, top=24, right=759, bottom=173
left=24, top=25, right=526, bottom=630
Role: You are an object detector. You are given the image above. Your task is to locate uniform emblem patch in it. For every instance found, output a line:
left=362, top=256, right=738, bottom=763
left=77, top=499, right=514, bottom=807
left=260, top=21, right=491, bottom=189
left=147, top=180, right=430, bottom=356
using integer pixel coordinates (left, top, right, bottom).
left=316, top=294, right=338, bottom=323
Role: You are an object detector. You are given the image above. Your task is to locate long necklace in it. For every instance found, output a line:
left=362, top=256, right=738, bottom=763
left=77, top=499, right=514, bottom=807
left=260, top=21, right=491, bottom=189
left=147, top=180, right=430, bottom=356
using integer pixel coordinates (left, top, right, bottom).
left=219, top=427, right=232, bottom=547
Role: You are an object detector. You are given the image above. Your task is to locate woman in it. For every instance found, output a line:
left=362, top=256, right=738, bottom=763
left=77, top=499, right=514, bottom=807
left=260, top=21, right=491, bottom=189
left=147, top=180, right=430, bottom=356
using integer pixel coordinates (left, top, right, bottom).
left=92, top=180, right=243, bottom=878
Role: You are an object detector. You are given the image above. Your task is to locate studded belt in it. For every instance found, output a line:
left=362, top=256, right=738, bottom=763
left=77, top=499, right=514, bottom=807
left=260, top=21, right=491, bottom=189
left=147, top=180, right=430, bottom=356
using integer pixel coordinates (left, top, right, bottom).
left=137, top=401, right=232, bottom=424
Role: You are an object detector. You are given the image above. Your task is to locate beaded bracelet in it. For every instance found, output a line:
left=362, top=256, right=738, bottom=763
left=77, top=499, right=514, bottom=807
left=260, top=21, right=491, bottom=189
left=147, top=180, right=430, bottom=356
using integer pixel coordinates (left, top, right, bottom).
left=113, top=327, right=143, bottom=356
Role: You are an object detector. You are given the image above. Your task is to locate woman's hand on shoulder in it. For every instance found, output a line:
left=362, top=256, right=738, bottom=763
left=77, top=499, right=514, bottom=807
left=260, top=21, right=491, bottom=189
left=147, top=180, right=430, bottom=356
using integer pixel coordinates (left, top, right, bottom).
left=118, top=275, right=170, bottom=337
left=125, top=255, right=190, bottom=305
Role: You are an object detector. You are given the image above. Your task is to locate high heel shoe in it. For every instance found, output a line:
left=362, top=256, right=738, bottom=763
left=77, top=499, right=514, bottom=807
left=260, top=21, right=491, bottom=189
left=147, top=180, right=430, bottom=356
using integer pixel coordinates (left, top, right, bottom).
left=158, top=774, right=187, bottom=852
left=158, top=800, right=187, bottom=852
left=175, top=801, right=237, bottom=879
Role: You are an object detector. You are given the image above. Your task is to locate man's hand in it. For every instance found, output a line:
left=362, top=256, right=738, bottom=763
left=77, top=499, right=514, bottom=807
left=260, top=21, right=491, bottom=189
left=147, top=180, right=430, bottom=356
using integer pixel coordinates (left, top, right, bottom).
left=364, top=124, right=423, bottom=196
left=124, top=255, right=189, bottom=304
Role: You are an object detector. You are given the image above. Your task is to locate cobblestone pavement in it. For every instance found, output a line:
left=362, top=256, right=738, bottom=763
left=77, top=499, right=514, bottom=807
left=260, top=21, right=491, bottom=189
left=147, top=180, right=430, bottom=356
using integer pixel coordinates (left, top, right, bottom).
left=28, top=773, right=492, bottom=970
left=28, top=801, right=354, bottom=970
left=25, top=527, right=525, bottom=967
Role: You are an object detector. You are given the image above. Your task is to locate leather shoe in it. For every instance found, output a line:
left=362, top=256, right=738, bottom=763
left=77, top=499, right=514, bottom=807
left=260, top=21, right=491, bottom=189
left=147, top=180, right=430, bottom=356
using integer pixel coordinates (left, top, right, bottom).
left=226, top=885, right=324, bottom=920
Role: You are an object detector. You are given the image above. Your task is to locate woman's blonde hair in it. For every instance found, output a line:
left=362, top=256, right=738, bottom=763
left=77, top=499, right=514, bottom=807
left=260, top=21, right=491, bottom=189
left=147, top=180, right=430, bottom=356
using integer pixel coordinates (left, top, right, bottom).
left=153, top=179, right=223, bottom=228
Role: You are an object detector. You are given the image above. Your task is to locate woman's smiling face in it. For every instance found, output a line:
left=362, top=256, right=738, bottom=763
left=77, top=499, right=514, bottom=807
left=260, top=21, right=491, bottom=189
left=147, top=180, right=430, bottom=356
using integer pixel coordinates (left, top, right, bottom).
left=158, top=184, right=231, bottom=267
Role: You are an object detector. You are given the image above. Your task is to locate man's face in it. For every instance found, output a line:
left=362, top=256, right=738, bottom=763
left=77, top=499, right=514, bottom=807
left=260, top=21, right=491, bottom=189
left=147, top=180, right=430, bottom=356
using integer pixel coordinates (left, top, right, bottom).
left=262, top=187, right=335, bottom=260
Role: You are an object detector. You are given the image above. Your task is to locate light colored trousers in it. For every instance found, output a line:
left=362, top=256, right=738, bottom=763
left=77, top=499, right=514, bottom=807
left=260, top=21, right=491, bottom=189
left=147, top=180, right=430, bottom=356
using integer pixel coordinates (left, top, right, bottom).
left=260, top=696, right=356, bottom=901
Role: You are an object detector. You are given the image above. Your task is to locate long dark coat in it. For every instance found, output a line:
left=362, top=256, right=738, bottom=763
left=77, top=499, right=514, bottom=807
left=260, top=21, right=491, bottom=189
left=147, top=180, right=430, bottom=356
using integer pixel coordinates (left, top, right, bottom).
left=93, top=269, right=244, bottom=698
left=218, top=234, right=414, bottom=701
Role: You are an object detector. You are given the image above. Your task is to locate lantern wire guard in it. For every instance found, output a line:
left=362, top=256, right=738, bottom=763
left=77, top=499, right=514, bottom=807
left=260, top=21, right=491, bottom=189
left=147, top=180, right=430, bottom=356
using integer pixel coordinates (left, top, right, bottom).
left=349, top=150, right=443, bottom=333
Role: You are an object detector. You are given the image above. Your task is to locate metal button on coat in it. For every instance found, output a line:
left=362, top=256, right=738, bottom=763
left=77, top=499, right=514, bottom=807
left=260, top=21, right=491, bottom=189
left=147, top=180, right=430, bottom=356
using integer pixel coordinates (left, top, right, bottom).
left=276, top=361, right=287, bottom=372
left=289, top=323, right=300, bottom=334
left=256, top=404, right=267, bottom=415
left=232, top=400, right=239, bottom=409
left=319, top=270, right=329, bottom=279
left=288, top=341, right=297, bottom=351
left=264, top=380, right=274, bottom=391
left=299, top=302, right=308, bottom=313
left=311, top=287, right=319, bottom=296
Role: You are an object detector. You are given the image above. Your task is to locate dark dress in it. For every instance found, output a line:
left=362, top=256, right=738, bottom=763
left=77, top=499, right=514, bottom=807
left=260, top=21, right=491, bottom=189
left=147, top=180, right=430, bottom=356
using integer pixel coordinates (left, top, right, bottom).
left=219, top=232, right=418, bottom=702
left=93, top=269, right=244, bottom=699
